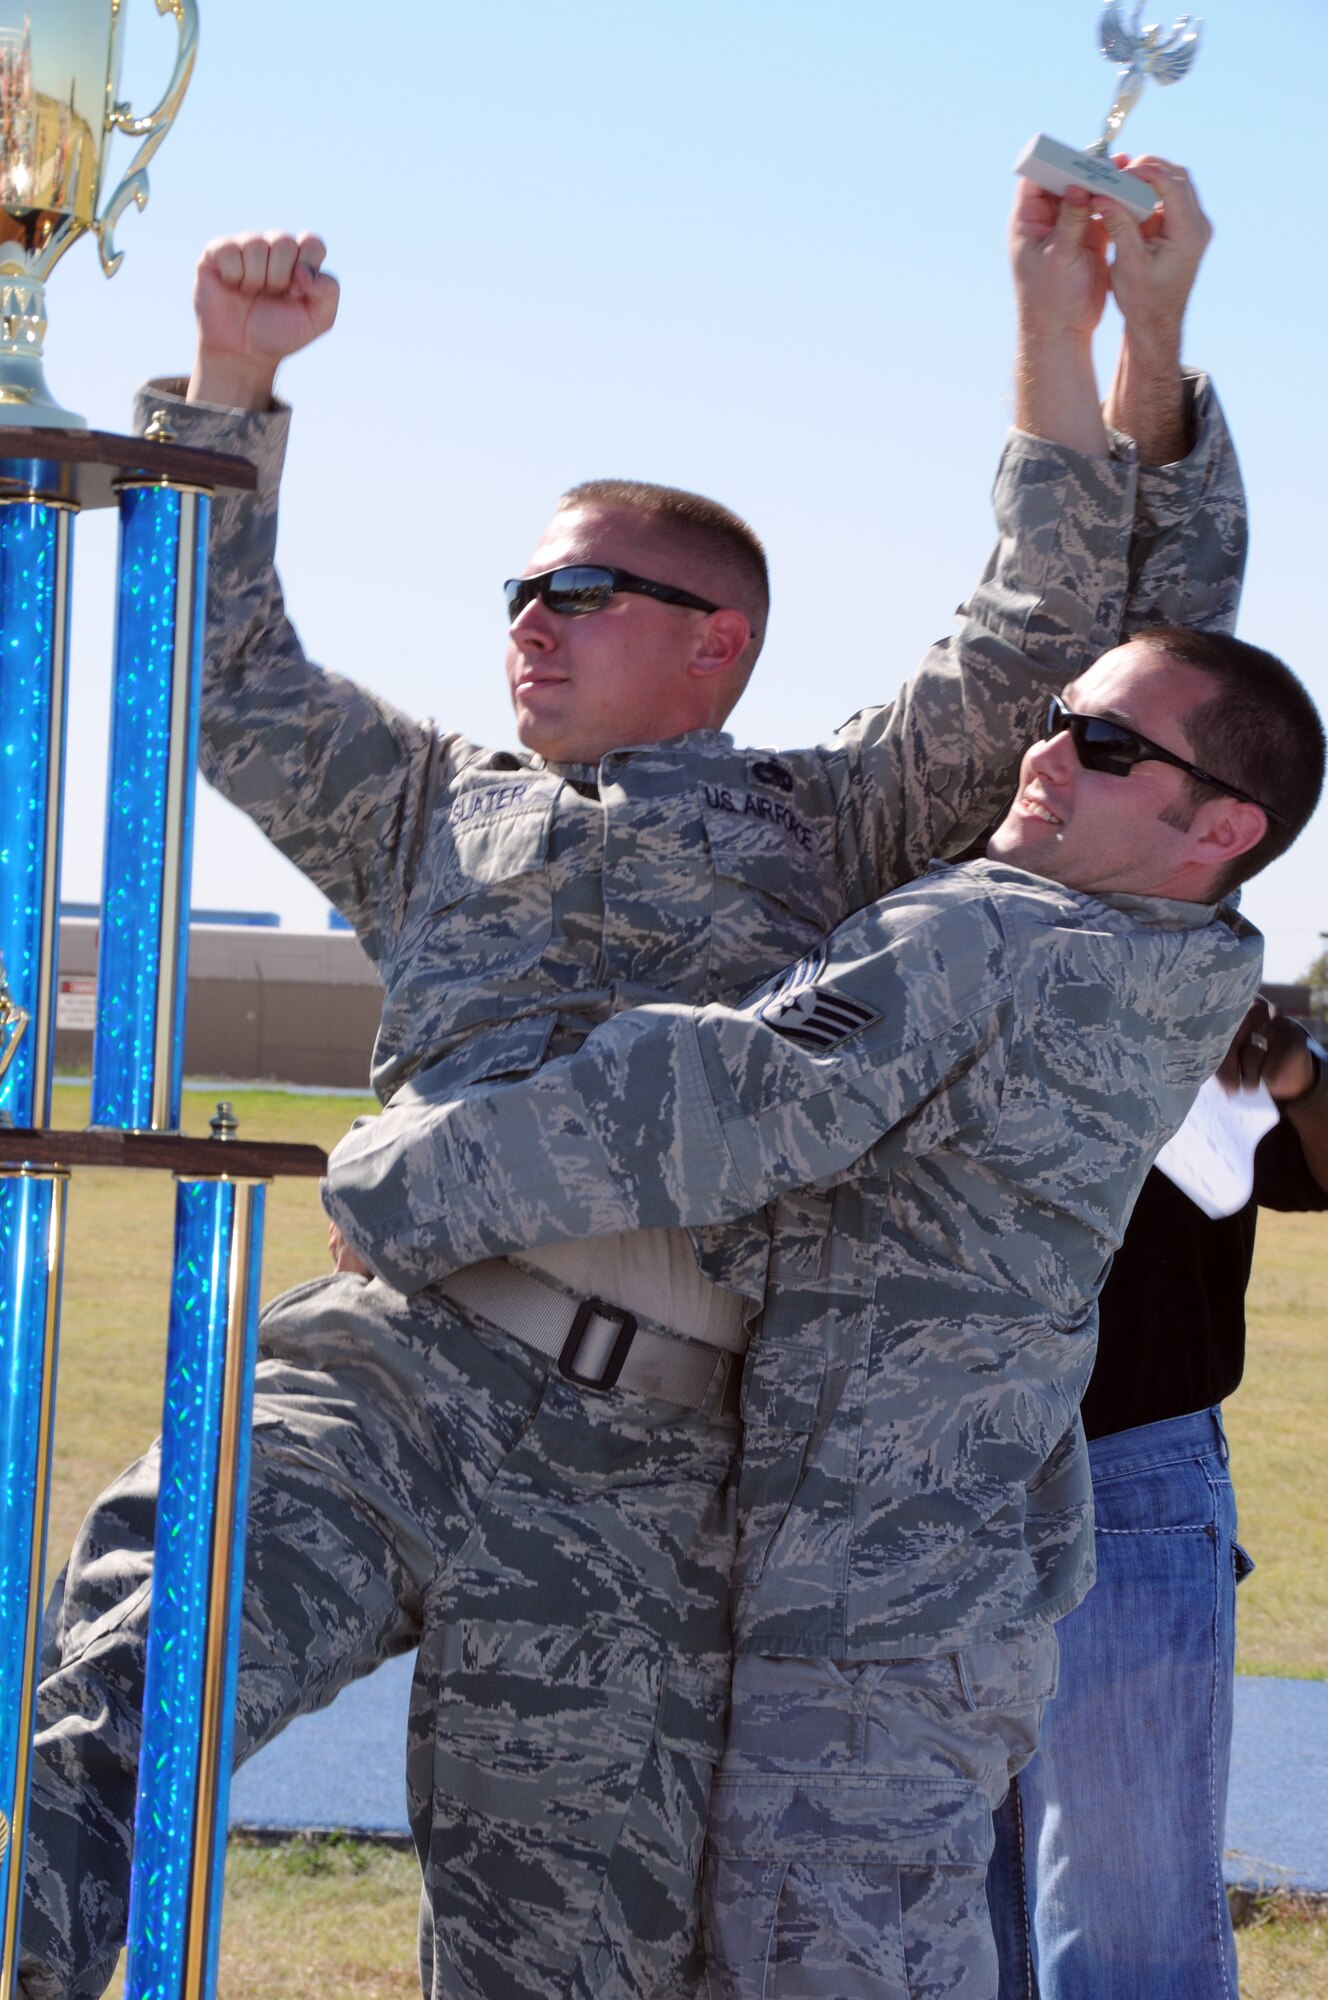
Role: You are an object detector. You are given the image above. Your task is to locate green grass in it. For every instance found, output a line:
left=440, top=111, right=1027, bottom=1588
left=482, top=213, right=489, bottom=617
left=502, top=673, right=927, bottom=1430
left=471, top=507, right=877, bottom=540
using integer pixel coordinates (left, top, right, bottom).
left=1225, top=1209, right=1328, bottom=1681
left=45, top=1081, right=377, bottom=1565
left=36, top=1090, right=1328, bottom=1994
left=1237, top=1894, right=1328, bottom=1997
left=111, top=1843, right=1328, bottom=2000
left=105, top=1838, right=422, bottom=2000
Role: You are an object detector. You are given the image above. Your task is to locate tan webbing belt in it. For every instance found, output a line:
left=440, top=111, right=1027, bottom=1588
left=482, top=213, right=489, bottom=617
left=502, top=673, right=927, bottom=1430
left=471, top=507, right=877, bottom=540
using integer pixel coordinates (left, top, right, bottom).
left=438, top=1257, right=745, bottom=1416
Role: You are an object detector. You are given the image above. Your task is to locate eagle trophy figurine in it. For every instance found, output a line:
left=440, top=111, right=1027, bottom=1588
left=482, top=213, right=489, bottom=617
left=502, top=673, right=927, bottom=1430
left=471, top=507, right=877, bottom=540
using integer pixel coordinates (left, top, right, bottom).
left=1014, top=3, right=1204, bottom=220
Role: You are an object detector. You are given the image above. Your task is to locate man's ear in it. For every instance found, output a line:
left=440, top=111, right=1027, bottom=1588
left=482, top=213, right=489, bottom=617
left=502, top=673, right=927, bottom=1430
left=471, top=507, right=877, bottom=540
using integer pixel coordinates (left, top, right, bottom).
left=1192, top=796, right=1267, bottom=873
left=688, top=609, right=751, bottom=679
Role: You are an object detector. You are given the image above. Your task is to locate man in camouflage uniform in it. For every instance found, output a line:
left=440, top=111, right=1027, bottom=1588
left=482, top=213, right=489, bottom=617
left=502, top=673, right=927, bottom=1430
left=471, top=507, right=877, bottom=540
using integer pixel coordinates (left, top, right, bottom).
left=21, top=166, right=1240, bottom=2000
left=323, top=628, right=1325, bottom=1997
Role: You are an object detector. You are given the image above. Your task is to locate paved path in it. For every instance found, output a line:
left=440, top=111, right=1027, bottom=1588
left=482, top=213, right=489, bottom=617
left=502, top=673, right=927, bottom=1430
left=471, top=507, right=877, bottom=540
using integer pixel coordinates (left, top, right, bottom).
left=228, top=1657, right=1328, bottom=1892
left=1226, top=1677, right=1328, bottom=1892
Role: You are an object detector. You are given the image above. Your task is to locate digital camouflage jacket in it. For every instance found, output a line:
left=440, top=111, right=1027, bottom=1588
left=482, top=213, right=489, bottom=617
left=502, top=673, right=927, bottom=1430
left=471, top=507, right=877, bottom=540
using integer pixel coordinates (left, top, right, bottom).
left=137, top=372, right=1246, bottom=1311
left=324, top=860, right=1264, bottom=1653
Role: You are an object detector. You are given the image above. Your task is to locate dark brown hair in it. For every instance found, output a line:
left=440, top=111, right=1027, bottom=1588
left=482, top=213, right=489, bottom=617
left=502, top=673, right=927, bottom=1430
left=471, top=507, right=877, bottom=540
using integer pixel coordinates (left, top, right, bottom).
left=1137, top=625, right=1324, bottom=893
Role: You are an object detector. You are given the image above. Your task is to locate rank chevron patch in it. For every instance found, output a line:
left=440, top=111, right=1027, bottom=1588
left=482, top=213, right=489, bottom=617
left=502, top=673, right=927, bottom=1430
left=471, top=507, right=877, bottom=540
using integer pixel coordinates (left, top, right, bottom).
left=748, top=946, right=881, bottom=1051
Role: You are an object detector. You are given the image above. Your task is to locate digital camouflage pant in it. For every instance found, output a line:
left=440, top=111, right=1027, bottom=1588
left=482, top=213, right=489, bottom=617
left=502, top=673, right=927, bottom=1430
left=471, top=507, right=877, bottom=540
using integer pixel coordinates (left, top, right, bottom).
left=702, top=1636, right=1057, bottom=2000
left=19, top=1272, right=738, bottom=2000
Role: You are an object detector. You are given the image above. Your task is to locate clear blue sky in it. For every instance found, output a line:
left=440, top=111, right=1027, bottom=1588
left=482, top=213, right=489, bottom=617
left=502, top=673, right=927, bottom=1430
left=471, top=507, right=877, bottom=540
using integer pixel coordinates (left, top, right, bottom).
left=48, top=0, right=1328, bottom=979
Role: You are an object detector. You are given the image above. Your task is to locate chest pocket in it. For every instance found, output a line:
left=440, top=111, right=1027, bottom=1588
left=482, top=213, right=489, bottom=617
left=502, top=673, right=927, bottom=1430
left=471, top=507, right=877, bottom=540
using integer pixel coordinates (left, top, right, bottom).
left=417, top=797, right=554, bottom=980
left=702, top=802, right=836, bottom=1000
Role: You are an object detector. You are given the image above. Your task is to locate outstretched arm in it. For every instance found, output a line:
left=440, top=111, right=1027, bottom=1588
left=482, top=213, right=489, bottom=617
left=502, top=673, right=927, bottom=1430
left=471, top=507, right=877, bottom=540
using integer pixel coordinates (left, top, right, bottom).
left=323, top=876, right=1011, bottom=1291
left=836, top=181, right=1132, bottom=896
left=189, top=230, right=340, bottom=411
left=1101, top=156, right=1210, bottom=465
left=1100, top=158, right=1248, bottom=634
left=139, top=233, right=460, bottom=969
left=1009, top=179, right=1111, bottom=458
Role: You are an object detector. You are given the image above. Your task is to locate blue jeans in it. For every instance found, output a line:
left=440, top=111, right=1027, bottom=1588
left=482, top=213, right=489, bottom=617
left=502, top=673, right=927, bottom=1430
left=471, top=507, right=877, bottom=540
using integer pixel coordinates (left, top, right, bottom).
left=987, top=1408, right=1250, bottom=2000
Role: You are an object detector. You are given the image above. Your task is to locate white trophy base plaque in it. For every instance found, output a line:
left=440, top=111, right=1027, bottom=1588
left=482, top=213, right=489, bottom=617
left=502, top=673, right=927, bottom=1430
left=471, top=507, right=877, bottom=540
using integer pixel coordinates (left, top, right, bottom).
left=1013, top=134, right=1156, bottom=219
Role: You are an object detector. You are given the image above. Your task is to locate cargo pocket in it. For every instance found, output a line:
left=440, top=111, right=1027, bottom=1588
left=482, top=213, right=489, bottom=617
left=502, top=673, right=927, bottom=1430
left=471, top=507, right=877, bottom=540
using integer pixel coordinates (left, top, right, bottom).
left=704, top=1768, right=990, bottom=1998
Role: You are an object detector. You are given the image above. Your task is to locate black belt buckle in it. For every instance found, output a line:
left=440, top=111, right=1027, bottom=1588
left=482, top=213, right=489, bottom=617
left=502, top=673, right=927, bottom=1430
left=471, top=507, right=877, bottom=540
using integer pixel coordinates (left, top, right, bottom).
left=558, top=1296, right=637, bottom=1391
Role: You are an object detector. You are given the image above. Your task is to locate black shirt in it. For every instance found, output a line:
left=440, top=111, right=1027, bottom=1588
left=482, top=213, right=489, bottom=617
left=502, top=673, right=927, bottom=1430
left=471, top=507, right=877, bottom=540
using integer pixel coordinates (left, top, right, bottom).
left=1080, top=1116, right=1328, bottom=1441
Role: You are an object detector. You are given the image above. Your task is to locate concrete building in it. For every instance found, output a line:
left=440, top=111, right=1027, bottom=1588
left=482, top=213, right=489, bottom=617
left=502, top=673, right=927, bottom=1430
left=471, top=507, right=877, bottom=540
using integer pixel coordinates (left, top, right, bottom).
left=56, top=921, right=382, bottom=1091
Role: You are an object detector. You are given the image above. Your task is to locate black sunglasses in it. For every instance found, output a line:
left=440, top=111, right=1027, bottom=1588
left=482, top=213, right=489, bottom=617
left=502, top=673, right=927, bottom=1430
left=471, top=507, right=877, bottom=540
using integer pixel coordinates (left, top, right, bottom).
left=1042, top=696, right=1287, bottom=826
left=504, top=564, right=719, bottom=625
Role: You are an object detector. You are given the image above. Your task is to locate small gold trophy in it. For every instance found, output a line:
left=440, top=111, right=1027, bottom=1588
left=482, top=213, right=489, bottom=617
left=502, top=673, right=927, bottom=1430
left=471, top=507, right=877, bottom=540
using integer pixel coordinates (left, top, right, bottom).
left=1014, top=3, right=1203, bottom=220
left=0, top=1, right=199, bottom=429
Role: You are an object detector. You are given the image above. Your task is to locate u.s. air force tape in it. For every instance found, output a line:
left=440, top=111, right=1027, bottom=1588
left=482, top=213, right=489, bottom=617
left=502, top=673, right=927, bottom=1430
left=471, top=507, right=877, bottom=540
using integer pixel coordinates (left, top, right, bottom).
left=747, top=944, right=881, bottom=1051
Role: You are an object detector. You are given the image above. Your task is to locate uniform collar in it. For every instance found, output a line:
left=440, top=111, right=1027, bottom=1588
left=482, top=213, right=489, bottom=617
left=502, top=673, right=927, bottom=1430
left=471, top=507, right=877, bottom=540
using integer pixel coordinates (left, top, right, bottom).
left=933, top=856, right=1226, bottom=933
left=533, top=726, right=736, bottom=784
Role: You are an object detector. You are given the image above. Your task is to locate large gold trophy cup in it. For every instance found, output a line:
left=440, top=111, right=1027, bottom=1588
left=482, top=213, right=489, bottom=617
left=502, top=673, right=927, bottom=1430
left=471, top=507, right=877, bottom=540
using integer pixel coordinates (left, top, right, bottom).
left=0, top=0, right=198, bottom=428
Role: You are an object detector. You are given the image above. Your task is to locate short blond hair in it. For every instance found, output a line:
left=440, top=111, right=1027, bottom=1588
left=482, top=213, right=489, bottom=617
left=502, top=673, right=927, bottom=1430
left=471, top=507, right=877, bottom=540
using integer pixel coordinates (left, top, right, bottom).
left=559, top=478, right=769, bottom=668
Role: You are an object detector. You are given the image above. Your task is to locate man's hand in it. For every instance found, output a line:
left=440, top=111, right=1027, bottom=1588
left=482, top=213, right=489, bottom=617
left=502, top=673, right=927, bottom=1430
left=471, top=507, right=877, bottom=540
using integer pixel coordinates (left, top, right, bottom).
left=1010, top=179, right=1110, bottom=457
left=1011, top=180, right=1111, bottom=346
left=1219, top=998, right=1328, bottom=1195
left=1218, top=998, right=1317, bottom=1102
left=328, top=1218, right=374, bottom=1279
left=1101, top=158, right=1211, bottom=349
left=188, top=231, right=339, bottom=412
left=1100, top=158, right=1211, bottom=464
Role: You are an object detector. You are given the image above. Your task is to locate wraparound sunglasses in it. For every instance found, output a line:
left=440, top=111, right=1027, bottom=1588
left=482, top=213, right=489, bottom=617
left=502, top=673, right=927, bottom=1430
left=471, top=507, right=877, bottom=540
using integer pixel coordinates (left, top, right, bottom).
left=1042, top=696, right=1287, bottom=826
left=504, top=564, right=719, bottom=624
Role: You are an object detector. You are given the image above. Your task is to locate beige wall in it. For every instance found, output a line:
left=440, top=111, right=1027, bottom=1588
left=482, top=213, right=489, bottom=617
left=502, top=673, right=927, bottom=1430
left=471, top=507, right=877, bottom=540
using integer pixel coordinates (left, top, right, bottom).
left=57, top=923, right=383, bottom=1091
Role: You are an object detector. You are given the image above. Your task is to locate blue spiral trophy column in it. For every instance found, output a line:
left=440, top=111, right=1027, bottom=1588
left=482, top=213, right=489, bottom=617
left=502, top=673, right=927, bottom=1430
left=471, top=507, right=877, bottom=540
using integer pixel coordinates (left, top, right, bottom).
left=0, top=501, right=70, bottom=1132
left=0, top=1152, right=67, bottom=1995
left=92, top=479, right=209, bottom=1134
left=0, top=461, right=77, bottom=2000
left=123, top=1171, right=267, bottom=2000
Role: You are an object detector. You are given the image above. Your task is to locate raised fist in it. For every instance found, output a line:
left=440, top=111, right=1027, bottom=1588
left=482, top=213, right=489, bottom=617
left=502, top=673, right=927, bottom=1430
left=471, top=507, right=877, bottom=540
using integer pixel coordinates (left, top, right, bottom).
left=189, top=230, right=339, bottom=410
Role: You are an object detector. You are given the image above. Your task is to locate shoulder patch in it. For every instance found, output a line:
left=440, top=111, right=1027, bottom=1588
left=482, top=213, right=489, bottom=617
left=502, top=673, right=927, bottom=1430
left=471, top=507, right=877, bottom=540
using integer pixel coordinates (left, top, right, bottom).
left=758, top=984, right=882, bottom=1051
left=749, top=946, right=881, bottom=1051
